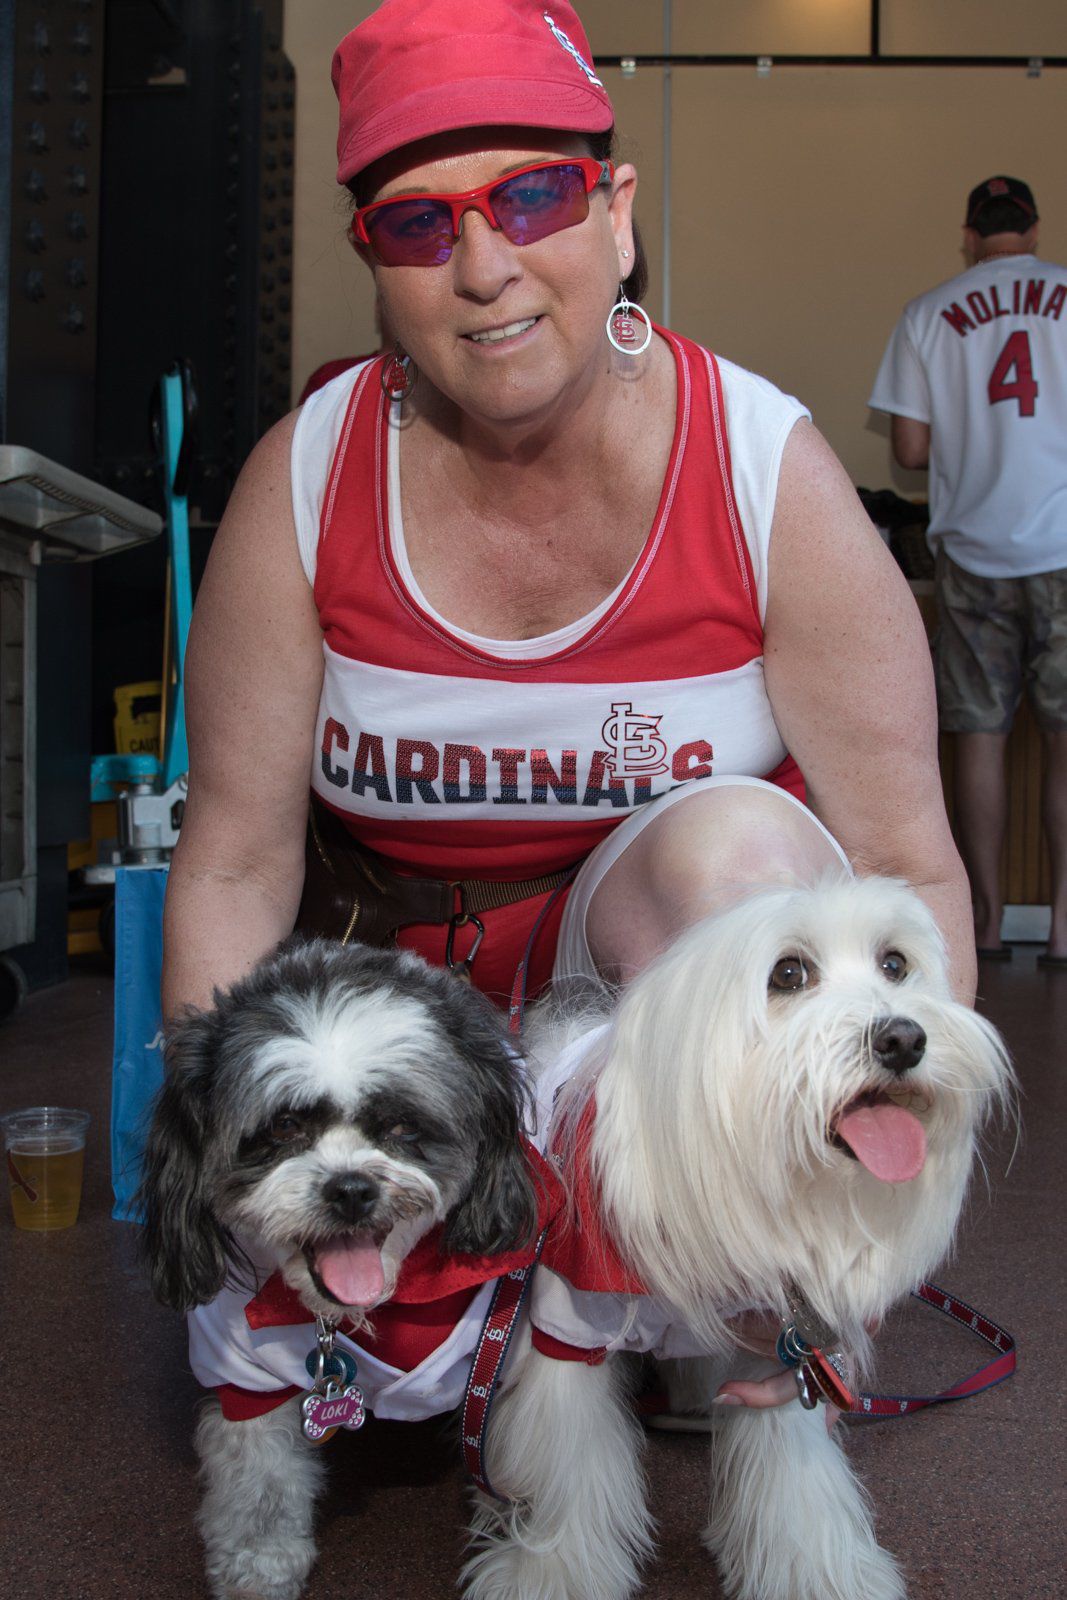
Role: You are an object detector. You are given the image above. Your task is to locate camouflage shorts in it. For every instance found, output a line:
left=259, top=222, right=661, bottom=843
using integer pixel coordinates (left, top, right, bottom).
left=935, top=549, right=1067, bottom=733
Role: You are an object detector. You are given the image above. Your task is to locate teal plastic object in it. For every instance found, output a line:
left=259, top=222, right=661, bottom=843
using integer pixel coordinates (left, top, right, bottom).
left=90, top=752, right=160, bottom=801
left=158, top=366, right=192, bottom=790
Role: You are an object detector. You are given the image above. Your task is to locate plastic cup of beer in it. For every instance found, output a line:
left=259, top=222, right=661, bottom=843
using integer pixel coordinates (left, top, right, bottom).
left=2, top=1107, right=90, bottom=1231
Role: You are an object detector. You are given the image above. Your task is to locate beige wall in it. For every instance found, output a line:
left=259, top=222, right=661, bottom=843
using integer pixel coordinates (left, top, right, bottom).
left=286, top=2, right=1067, bottom=491
left=286, top=1, right=381, bottom=390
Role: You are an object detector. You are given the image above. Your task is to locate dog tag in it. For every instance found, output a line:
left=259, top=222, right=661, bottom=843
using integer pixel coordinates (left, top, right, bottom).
left=301, top=1378, right=366, bottom=1444
left=786, top=1292, right=836, bottom=1355
left=793, top=1362, right=818, bottom=1409
left=305, top=1346, right=359, bottom=1389
left=778, top=1305, right=854, bottom=1411
left=801, top=1347, right=854, bottom=1411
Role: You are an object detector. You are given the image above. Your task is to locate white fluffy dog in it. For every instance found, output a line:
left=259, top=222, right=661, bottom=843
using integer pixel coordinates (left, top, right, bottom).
left=465, top=876, right=1014, bottom=1600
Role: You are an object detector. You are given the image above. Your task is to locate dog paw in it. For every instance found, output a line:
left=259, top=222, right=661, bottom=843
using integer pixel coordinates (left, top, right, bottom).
left=705, top=1407, right=908, bottom=1600
left=462, top=1542, right=641, bottom=1600
left=709, top=1542, right=906, bottom=1600
left=206, top=1537, right=317, bottom=1600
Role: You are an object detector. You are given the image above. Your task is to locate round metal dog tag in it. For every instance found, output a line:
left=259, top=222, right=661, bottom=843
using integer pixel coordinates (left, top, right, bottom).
left=305, top=1346, right=359, bottom=1389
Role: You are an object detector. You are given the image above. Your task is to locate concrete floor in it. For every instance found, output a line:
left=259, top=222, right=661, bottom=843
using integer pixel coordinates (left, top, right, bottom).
left=0, top=948, right=1063, bottom=1600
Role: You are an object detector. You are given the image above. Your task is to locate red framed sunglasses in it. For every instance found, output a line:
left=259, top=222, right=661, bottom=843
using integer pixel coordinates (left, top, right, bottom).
left=351, top=157, right=614, bottom=268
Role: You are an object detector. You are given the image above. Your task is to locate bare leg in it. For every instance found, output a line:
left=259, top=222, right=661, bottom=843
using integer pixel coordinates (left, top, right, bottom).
left=585, top=783, right=848, bottom=983
left=1041, top=730, right=1067, bottom=957
left=951, top=731, right=1009, bottom=951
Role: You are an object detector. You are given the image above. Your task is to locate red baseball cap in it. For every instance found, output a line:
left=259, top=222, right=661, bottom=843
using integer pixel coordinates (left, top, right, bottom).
left=332, top=0, right=615, bottom=186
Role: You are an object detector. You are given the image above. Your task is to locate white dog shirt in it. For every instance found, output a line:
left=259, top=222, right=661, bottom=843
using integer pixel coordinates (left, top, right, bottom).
left=187, top=1141, right=564, bottom=1423
left=190, top=1253, right=503, bottom=1423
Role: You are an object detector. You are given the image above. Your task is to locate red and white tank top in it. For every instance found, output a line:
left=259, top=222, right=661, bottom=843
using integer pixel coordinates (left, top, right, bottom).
left=291, top=330, right=807, bottom=880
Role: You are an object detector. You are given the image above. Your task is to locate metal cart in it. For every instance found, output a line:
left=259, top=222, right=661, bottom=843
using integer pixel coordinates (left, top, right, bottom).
left=0, top=449, right=161, bottom=1018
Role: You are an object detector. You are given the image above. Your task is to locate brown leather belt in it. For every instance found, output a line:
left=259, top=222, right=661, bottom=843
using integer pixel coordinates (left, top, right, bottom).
left=295, top=795, right=578, bottom=949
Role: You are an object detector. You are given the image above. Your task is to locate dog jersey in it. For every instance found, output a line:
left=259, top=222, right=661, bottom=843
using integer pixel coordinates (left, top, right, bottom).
left=189, top=1255, right=498, bottom=1423
left=292, top=331, right=808, bottom=885
left=869, top=254, right=1067, bottom=578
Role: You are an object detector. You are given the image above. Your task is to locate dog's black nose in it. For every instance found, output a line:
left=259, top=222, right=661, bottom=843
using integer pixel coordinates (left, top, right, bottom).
left=322, top=1172, right=380, bottom=1222
left=871, top=1016, right=927, bottom=1074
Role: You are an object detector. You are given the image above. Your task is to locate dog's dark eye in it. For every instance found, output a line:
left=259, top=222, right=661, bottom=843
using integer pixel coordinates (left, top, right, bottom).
left=269, top=1113, right=303, bottom=1143
left=880, top=949, right=908, bottom=983
left=386, top=1122, right=423, bottom=1150
left=769, top=956, right=809, bottom=992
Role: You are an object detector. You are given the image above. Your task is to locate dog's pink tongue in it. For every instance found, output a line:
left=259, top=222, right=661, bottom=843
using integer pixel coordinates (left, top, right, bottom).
left=315, top=1239, right=385, bottom=1307
left=836, top=1102, right=927, bottom=1182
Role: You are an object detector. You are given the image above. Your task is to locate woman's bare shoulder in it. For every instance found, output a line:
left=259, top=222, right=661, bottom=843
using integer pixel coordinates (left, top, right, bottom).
left=215, top=407, right=302, bottom=547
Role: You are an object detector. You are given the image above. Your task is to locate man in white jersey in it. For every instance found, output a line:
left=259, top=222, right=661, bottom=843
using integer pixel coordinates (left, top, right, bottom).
left=870, top=175, right=1067, bottom=967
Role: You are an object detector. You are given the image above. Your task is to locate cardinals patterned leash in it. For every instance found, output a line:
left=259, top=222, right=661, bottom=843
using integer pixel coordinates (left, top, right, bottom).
left=461, top=870, right=579, bottom=1499
left=847, top=1281, right=1016, bottom=1420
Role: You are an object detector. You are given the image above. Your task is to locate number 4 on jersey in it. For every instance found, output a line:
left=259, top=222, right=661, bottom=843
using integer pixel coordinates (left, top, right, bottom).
left=988, top=330, right=1038, bottom=417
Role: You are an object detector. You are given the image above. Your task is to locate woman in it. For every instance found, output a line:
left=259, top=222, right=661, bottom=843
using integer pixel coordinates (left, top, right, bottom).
left=163, top=0, right=973, bottom=1407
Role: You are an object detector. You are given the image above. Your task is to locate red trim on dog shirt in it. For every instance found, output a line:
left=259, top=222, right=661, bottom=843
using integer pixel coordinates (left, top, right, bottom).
left=216, top=1382, right=302, bottom=1421
left=364, top=1285, right=481, bottom=1370
left=530, top=1327, right=607, bottom=1365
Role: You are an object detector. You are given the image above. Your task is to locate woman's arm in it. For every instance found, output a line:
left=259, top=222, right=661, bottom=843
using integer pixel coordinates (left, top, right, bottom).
left=764, top=419, right=975, bottom=1002
left=161, top=409, right=325, bottom=1017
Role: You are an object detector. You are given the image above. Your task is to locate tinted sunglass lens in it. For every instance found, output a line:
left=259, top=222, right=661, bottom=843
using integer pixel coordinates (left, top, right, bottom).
left=367, top=198, right=454, bottom=266
left=493, top=164, right=589, bottom=246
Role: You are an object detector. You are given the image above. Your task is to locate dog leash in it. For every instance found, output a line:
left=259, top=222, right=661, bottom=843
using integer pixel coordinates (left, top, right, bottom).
left=461, top=871, right=580, bottom=1499
left=506, top=863, right=583, bottom=1032
left=846, top=1281, right=1016, bottom=1420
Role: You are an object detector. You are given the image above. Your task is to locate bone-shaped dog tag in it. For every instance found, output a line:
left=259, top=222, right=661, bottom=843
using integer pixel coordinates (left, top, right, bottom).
left=301, top=1378, right=366, bottom=1444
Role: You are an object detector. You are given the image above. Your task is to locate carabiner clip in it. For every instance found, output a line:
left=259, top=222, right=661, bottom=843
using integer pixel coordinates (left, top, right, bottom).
left=445, top=910, right=485, bottom=979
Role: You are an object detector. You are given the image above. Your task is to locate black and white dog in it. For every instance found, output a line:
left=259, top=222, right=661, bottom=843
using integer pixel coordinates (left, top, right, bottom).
left=139, top=938, right=543, bottom=1600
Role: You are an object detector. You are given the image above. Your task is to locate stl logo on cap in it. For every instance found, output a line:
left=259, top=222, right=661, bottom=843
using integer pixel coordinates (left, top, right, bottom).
left=988, top=178, right=1009, bottom=196
left=543, top=10, right=604, bottom=87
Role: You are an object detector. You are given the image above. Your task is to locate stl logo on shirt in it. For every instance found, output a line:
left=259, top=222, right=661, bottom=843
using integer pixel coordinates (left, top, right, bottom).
left=601, top=701, right=670, bottom=779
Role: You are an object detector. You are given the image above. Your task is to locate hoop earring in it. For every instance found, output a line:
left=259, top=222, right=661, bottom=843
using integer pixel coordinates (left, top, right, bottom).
left=606, top=286, right=652, bottom=356
left=380, top=345, right=417, bottom=401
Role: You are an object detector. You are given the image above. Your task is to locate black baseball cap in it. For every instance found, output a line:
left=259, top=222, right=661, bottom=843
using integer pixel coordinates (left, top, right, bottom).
left=965, top=175, right=1038, bottom=227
